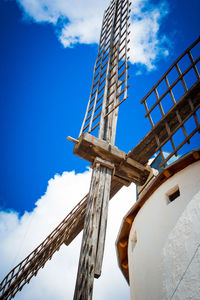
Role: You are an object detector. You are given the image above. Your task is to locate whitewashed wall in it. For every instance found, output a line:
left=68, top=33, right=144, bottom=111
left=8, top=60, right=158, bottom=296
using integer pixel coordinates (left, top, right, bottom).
left=128, top=161, right=200, bottom=300
left=162, top=190, right=200, bottom=300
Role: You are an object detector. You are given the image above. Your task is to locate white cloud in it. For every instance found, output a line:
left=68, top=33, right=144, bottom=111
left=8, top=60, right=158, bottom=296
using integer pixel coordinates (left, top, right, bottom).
left=16, top=0, right=169, bottom=70
left=0, top=169, right=136, bottom=299
left=130, top=0, right=169, bottom=69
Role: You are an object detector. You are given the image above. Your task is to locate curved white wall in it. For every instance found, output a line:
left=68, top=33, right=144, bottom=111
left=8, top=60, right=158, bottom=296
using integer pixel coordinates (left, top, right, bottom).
left=162, top=190, right=200, bottom=300
left=128, top=161, right=200, bottom=300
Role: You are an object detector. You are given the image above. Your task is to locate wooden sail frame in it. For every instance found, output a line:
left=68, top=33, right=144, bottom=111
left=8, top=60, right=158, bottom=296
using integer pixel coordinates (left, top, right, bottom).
left=79, top=0, right=131, bottom=141
left=1, top=11, right=199, bottom=300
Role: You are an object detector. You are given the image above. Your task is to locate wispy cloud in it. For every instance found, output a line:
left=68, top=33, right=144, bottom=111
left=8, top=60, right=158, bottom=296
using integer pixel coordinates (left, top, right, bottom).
left=0, top=169, right=135, bottom=299
left=130, top=0, right=169, bottom=70
left=16, top=0, right=170, bottom=70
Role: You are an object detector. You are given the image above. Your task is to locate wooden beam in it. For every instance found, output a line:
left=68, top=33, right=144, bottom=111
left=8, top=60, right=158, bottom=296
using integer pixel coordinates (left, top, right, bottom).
left=67, top=136, right=79, bottom=144
left=73, top=132, right=150, bottom=186
left=74, top=132, right=126, bottom=165
left=126, top=157, right=146, bottom=172
left=113, top=175, right=131, bottom=187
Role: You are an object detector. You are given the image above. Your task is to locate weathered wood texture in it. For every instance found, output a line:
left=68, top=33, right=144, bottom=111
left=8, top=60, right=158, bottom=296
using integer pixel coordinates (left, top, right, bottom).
left=74, top=161, right=113, bottom=300
left=74, top=132, right=126, bottom=164
left=74, top=132, right=150, bottom=186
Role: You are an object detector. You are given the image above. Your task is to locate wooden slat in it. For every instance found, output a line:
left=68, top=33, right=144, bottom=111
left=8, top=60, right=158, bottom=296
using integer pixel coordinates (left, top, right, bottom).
left=80, top=0, right=131, bottom=138
left=141, top=36, right=200, bottom=104
left=144, top=56, right=200, bottom=118
left=129, top=81, right=200, bottom=165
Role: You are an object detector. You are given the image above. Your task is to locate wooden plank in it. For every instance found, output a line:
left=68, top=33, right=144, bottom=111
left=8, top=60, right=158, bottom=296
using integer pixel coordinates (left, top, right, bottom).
left=95, top=167, right=113, bottom=278
left=73, top=132, right=150, bottom=185
left=107, top=41, right=121, bottom=144
left=113, top=174, right=131, bottom=186
left=93, top=157, right=115, bottom=169
left=117, top=164, right=143, bottom=182
left=65, top=176, right=125, bottom=246
left=74, top=160, right=114, bottom=299
left=126, top=157, right=146, bottom=171
left=74, top=132, right=126, bottom=164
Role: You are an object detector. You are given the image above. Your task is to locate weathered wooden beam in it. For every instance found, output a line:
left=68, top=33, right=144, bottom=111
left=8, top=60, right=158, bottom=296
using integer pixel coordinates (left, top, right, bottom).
left=73, top=132, right=150, bottom=186
left=74, top=132, right=126, bottom=164
left=67, top=136, right=79, bottom=144
left=74, top=159, right=114, bottom=299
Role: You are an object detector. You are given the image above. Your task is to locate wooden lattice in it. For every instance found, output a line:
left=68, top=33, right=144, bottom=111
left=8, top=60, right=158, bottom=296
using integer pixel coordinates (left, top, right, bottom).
left=141, top=36, right=200, bottom=167
left=79, top=0, right=131, bottom=141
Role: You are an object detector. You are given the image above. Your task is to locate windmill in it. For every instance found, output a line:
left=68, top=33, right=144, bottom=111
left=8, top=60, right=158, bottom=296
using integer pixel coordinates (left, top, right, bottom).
left=0, top=0, right=200, bottom=298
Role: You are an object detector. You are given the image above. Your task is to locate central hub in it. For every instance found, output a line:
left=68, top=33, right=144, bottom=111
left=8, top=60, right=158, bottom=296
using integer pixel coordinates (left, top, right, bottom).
left=73, top=133, right=150, bottom=186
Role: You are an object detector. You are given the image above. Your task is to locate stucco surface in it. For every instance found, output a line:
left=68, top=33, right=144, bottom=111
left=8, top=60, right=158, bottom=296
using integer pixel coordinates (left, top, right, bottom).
left=162, top=190, right=200, bottom=300
left=128, top=161, right=200, bottom=300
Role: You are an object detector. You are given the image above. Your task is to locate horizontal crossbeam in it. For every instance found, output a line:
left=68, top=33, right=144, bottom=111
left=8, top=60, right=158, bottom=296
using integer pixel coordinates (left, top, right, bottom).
left=73, top=132, right=150, bottom=185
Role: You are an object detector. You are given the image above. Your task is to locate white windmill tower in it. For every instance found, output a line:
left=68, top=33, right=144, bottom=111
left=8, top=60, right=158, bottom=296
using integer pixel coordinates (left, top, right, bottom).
left=0, top=0, right=199, bottom=299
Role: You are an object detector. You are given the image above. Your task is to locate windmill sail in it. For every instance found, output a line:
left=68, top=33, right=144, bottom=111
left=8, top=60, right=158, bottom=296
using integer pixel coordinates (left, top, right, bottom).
left=132, top=36, right=200, bottom=167
left=0, top=196, right=87, bottom=300
left=1, top=34, right=199, bottom=299
left=74, top=1, right=131, bottom=299
left=79, top=0, right=131, bottom=143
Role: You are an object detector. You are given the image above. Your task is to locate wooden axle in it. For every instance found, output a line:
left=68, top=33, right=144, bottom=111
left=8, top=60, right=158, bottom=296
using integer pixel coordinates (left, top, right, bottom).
left=73, top=132, right=150, bottom=186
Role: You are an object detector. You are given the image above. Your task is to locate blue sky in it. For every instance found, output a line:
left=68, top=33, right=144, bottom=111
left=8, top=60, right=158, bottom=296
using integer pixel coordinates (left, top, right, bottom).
left=0, top=0, right=199, bottom=299
left=0, top=0, right=199, bottom=214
